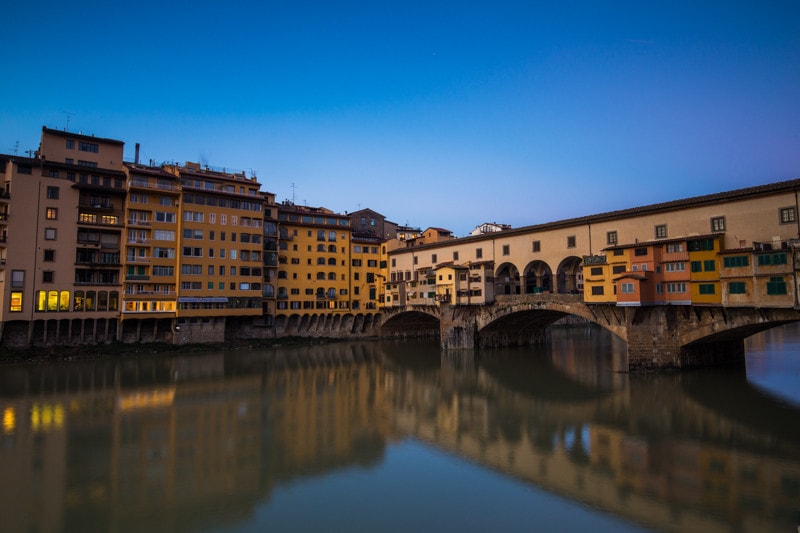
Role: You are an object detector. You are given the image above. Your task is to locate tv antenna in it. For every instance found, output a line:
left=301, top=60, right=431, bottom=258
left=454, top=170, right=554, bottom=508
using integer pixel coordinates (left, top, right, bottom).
left=64, top=111, right=73, bottom=131
left=291, top=182, right=296, bottom=204
left=11, top=141, right=18, bottom=155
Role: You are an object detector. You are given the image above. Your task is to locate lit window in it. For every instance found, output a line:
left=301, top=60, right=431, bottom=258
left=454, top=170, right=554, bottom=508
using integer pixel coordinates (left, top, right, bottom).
left=46, top=208, right=58, bottom=220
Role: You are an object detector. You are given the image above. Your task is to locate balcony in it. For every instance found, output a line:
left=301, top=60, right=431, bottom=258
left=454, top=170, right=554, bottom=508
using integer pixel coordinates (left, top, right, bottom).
left=126, top=275, right=150, bottom=281
left=123, top=289, right=176, bottom=297
left=128, top=179, right=180, bottom=192
left=126, top=219, right=152, bottom=227
left=79, top=200, right=115, bottom=211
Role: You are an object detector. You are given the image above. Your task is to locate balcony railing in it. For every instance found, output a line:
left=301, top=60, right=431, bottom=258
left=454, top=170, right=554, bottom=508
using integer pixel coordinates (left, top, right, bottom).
left=79, top=201, right=115, bottom=210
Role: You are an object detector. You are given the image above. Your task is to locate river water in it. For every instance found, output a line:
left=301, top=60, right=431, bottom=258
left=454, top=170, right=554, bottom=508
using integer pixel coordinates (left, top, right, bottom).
left=0, top=324, right=798, bottom=533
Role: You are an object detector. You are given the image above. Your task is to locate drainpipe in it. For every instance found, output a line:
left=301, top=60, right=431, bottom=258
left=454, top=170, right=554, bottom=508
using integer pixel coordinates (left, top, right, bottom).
left=587, top=222, right=592, bottom=255
left=794, top=187, right=800, bottom=307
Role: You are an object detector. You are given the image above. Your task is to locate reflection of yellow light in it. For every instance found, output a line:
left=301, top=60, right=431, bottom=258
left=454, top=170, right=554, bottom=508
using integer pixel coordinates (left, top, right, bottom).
left=118, top=387, right=175, bottom=411
left=30, top=403, right=65, bottom=432
left=2, top=408, right=15, bottom=433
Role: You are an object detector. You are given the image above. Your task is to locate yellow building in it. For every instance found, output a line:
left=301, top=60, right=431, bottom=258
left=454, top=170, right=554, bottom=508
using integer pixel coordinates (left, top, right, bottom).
left=276, top=204, right=352, bottom=314
left=166, top=162, right=264, bottom=322
left=582, top=250, right=627, bottom=304
left=687, top=235, right=723, bottom=305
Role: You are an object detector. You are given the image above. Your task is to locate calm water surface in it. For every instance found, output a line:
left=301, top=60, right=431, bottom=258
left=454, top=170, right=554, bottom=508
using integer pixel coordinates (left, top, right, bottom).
left=1, top=325, right=799, bottom=532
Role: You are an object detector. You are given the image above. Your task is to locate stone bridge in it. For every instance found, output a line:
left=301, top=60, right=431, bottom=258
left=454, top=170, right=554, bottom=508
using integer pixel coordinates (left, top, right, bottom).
left=380, top=294, right=800, bottom=371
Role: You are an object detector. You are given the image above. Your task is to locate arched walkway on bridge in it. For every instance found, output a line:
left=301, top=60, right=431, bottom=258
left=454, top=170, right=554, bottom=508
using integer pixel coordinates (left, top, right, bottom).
left=523, top=260, right=553, bottom=294
left=557, top=256, right=583, bottom=294
left=495, top=262, right=520, bottom=295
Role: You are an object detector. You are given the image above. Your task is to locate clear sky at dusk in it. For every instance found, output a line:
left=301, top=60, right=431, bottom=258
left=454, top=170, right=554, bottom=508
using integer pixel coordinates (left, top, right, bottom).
left=2, top=1, right=799, bottom=236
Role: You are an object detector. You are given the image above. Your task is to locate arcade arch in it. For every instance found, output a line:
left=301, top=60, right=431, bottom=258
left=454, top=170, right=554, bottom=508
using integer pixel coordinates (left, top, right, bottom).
left=556, top=256, right=583, bottom=294
left=523, top=260, right=553, bottom=294
left=495, top=262, right=520, bottom=295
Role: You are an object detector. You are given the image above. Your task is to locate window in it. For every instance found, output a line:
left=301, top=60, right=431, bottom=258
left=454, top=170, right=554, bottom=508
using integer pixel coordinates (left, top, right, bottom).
left=699, top=284, right=715, bottom=295
left=502, top=245, right=510, bottom=256
left=634, top=247, right=647, bottom=256
left=655, top=225, right=667, bottom=239
left=691, top=261, right=702, bottom=273
left=612, top=265, right=626, bottom=274
left=78, top=141, right=99, bottom=153
left=767, top=276, right=788, bottom=295
left=531, top=240, right=541, bottom=253
left=476, top=248, right=483, bottom=259
left=157, top=212, right=176, bottom=223
left=687, top=239, right=714, bottom=251
left=607, top=231, right=617, bottom=245
left=711, top=216, right=726, bottom=232
left=9, top=291, right=22, bottom=312
left=723, top=256, right=749, bottom=268
left=11, top=270, right=24, bottom=288
left=666, top=282, right=687, bottom=293
left=621, top=283, right=635, bottom=293
left=665, top=262, right=685, bottom=272
left=66, top=139, right=75, bottom=149
left=704, top=260, right=716, bottom=271
left=431, top=254, right=437, bottom=264
left=728, top=282, right=746, bottom=294
left=453, top=251, right=459, bottom=261
left=780, top=207, right=796, bottom=224
left=567, top=236, right=576, bottom=248
left=666, top=243, right=684, bottom=253
left=42, top=271, right=54, bottom=283
left=591, top=286, right=604, bottom=296
left=590, top=267, right=603, bottom=276
left=43, top=249, right=55, bottom=261
left=46, top=186, right=59, bottom=199
left=758, top=253, right=787, bottom=266
left=46, top=208, right=58, bottom=220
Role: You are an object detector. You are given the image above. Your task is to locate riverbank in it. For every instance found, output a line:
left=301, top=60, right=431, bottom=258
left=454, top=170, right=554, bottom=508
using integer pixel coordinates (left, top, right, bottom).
left=0, top=336, right=357, bottom=364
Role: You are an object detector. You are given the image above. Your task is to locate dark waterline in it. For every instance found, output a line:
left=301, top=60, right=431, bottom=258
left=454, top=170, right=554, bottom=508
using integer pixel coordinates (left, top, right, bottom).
left=0, top=324, right=799, bottom=532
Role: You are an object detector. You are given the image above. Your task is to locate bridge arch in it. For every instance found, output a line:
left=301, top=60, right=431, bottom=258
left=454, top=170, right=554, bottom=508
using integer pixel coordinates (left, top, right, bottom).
left=556, top=256, right=583, bottom=294
left=495, top=262, right=521, bottom=295
left=469, top=297, right=629, bottom=349
left=380, top=307, right=441, bottom=339
left=523, top=260, right=553, bottom=294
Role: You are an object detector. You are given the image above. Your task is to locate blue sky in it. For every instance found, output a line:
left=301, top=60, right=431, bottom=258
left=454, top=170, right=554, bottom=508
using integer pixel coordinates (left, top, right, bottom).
left=2, top=1, right=799, bottom=235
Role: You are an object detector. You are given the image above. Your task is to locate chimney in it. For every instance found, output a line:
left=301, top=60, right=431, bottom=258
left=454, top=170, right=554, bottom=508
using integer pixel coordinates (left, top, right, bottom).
left=135, top=143, right=140, bottom=165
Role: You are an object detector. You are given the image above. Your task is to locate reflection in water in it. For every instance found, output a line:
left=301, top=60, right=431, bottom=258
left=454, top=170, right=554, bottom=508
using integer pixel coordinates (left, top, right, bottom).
left=0, top=326, right=798, bottom=532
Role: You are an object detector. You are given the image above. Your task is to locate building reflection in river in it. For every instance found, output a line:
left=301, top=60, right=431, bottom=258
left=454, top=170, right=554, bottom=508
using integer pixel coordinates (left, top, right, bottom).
left=0, top=326, right=798, bottom=532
